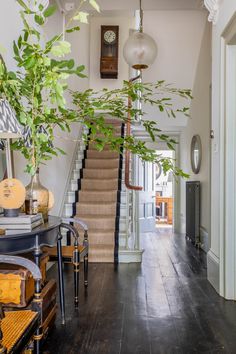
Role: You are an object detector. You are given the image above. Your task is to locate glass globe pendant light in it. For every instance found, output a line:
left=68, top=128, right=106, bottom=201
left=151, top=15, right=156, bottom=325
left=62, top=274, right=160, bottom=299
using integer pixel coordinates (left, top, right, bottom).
left=123, top=0, right=157, bottom=70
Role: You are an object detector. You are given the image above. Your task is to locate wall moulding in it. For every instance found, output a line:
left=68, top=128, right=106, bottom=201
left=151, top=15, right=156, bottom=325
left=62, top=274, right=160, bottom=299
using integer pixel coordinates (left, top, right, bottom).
left=204, top=0, right=221, bottom=24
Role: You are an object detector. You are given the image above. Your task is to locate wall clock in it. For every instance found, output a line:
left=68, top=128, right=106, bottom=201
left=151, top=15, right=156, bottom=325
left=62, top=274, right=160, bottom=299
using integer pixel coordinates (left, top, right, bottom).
left=100, top=25, right=119, bottom=79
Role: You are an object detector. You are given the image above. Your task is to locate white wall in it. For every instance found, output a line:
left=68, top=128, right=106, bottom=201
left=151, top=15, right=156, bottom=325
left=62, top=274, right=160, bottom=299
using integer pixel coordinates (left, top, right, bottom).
left=0, top=1, right=22, bottom=71
left=179, top=21, right=211, bottom=250
left=89, top=15, right=134, bottom=91
left=141, top=10, right=208, bottom=129
left=208, top=0, right=236, bottom=295
left=0, top=1, right=90, bottom=216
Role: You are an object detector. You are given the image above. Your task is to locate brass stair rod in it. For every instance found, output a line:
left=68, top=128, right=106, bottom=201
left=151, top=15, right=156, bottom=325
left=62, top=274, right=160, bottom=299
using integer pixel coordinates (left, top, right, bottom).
left=125, top=75, right=143, bottom=191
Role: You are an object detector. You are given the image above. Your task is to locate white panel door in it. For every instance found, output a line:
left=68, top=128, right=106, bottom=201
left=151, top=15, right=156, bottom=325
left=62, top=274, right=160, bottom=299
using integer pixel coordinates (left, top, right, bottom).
left=135, top=157, right=156, bottom=233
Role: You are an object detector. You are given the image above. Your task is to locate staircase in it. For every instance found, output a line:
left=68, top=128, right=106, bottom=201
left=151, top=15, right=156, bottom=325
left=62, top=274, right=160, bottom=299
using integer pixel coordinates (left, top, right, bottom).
left=74, top=120, right=123, bottom=263
left=62, top=121, right=143, bottom=263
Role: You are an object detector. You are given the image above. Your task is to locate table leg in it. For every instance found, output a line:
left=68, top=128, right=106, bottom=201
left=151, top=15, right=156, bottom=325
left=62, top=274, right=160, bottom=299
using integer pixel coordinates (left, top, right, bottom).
left=57, top=236, right=65, bottom=325
left=34, top=248, right=42, bottom=354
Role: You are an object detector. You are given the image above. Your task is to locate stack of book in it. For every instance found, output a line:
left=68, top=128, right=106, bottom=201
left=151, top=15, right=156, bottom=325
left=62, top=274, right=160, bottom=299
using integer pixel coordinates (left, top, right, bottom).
left=0, top=213, right=43, bottom=235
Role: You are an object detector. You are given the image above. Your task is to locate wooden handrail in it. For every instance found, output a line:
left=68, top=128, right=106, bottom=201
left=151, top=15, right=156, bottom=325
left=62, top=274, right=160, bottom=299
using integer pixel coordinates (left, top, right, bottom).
left=125, top=76, right=143, bottom=191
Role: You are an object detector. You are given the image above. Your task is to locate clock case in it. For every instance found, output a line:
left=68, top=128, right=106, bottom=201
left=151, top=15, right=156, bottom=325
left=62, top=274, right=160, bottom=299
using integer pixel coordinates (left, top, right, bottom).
left=100, top=25, right=119, bottom=79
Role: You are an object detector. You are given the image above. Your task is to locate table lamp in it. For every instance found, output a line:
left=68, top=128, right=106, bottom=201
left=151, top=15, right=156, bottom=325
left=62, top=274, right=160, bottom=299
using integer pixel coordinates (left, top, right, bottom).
left=0, top=99, right=22, bottom=179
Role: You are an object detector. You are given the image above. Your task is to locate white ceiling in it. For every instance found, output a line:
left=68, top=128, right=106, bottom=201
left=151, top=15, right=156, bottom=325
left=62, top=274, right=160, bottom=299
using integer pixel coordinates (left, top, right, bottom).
left=57, top=0, right=206, bottom=13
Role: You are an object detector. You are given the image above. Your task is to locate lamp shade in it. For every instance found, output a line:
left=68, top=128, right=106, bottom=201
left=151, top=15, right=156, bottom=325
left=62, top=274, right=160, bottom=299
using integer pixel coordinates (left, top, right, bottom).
left=123, top=31, right=157, bottom=70
left=0, top=99, right=22, bottom=139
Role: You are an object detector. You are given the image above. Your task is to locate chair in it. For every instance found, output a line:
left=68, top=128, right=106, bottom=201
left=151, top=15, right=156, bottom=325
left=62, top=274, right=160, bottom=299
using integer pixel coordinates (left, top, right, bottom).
left=0, top=255, right=41, bottom=354
left=45, top=218, right=89, bottom=307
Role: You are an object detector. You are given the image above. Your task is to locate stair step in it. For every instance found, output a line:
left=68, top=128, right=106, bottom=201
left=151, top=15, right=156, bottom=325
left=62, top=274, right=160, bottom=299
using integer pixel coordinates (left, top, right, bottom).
left=74, top=215, right=116, bottom=230
left=85, top=159, right=120, bottom=169
left=75, top=228, right=115, bottom=246
left=79, top=190, right=117, bottom=202
left=77, top=202, right=117, bottom=216
left=103, top=118, right=123, bottom=125
left=81, top=178, right=118, bottom=191
left=87, top=150, right=120, bottom=159
left=83, top=168, right=119, bottom=179
left=88, top=143, right=116, bottom=151
left=88, top=245, right=114, bottom=263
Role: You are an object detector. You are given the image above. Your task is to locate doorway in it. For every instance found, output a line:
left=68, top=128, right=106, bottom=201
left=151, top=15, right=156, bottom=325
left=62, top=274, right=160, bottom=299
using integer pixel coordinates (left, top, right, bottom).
left=155, top=150, right=174, bottom=229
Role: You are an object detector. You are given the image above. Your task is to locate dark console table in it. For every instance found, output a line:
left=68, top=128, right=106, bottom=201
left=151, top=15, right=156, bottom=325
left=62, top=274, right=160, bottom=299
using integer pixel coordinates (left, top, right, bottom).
left=0, top=216, right=65, bottom=325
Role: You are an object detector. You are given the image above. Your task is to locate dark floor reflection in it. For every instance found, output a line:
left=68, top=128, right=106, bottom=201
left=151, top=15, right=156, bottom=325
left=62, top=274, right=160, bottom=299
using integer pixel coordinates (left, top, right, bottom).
left=44, top=229, right=235, bottom=354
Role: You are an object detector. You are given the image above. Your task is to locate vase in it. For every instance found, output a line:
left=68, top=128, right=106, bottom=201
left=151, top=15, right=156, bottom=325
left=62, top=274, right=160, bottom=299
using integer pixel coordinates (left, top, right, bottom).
left=25, top=168, right=49, bottom=222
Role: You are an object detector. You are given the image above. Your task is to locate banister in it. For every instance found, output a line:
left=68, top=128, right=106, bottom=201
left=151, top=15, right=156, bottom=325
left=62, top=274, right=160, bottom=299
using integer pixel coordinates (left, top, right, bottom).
left=125, top=75, right=143, bottom=191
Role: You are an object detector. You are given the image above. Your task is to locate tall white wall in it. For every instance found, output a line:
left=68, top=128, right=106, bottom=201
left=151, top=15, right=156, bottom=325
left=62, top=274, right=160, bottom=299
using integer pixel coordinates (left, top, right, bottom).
left=0, top=1, right=90, bottom=216
left=208, top=0, right=236, bottom=294
left=141, top=10, right=208, bottom=130
left=179, top=21, right=211, bottom=250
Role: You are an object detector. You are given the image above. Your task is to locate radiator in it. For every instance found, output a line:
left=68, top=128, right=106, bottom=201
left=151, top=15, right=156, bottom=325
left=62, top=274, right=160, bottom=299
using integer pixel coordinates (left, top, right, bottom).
left=186, top=181, right=200, bottom=245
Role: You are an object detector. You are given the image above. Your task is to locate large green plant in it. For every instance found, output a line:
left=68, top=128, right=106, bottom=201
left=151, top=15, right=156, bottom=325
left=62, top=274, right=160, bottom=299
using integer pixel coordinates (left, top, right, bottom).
left=0, top=0, right=192, bottom=178
left=72, top=81, right=192, bottom=177
left=0, top=0, right=98, bottom=175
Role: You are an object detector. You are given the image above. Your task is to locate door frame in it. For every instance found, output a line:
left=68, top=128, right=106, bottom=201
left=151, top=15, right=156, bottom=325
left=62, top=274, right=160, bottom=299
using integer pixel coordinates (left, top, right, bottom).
left=216, top=14, right=236, bottom=299
left=132, top=129, right=180, bottom=233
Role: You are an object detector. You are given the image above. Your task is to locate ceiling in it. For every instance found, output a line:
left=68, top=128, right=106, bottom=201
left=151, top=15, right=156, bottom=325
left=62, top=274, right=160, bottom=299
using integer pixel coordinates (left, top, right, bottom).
left=57, top=0, right=206, bottom=13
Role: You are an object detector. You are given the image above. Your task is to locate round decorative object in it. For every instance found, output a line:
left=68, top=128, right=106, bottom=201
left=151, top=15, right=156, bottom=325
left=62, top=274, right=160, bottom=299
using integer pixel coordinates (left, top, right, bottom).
left=104, top=30, right=116, bottom=44
left=191, top=135, right=202, bottom=174
left=123, top=31, right=157, bottom=70
left=0, top=178, right=26, bottom=209
left=156, top=163, right=162, bottom=182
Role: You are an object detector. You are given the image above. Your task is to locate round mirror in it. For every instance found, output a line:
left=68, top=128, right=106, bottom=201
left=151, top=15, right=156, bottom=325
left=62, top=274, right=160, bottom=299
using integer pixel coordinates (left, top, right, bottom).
left=156, top=162, right=162, bottom=183
left=191, top=135, right=202, bottom=174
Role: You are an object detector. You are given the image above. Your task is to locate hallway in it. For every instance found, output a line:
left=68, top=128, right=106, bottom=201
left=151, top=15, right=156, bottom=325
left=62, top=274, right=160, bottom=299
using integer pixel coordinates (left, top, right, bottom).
left=44, top=230, right=236, bottom=354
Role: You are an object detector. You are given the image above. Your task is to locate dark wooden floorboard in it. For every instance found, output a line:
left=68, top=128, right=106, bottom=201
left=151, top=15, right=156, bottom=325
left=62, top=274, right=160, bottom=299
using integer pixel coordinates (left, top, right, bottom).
left=43, top=229, right=236, bottom=354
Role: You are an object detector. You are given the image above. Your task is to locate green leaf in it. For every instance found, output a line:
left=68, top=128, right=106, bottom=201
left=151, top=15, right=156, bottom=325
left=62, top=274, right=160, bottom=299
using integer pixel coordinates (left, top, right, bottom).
left=34, top=14, right=44, bottom=25
left=66, top=26, right=80, bottom=33
left=89, top=0, right=100, bottom=12
left=76, top=65, right=85, bottom=73
left=13, top=41, right=19, bottom=57
left=73, top=12, right=89, bottom=24
left=51, top=41, right=71, bottom=57
left=43, top=5, right=57, bottom=18
left=24, top=56, right=36, bottom=69
left=16, top=0, right=32, bottom=13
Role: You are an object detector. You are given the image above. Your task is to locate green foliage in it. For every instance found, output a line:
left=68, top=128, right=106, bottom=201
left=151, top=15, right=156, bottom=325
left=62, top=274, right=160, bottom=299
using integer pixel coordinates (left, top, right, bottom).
left=1, top=0, right=192, bottom=179
left=1, top=0, right=99, bottom=175
left=72, top=81, right=192, bottom=178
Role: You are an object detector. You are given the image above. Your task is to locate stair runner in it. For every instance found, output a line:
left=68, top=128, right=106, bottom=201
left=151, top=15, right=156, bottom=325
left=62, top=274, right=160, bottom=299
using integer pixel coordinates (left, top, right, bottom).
left=75, top=119, right=123, bottom=263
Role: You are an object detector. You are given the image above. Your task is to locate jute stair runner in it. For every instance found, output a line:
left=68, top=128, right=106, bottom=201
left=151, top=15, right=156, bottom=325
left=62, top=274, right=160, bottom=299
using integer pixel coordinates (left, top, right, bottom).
left=76, top=120, right=122, bottom=263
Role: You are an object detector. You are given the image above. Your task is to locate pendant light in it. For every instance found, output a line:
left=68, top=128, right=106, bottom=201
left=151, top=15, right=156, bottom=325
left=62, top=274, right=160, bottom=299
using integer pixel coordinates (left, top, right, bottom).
left=123, top=0, right=157, bottom=70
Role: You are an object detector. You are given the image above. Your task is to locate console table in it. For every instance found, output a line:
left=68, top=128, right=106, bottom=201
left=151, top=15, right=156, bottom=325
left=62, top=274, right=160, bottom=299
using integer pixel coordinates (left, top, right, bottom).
left=0, top=216, right=65, bottom=325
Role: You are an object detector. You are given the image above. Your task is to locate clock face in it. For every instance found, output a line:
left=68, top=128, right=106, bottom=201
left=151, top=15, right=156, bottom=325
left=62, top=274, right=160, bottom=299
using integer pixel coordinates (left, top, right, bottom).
left=104, top=30, right=116, bottom=44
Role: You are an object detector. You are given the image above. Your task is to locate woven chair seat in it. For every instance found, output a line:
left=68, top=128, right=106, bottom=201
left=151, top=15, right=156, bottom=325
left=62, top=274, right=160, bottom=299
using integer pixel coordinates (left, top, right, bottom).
left=1, top=310, right=38, bottom=352
left=46, top=245, right=86, bottom=259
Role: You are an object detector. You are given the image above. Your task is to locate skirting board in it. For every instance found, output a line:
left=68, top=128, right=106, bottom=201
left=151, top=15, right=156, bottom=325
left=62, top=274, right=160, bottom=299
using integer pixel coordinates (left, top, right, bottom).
left=207, top=249, right=220, bottom=294
left=119, top=249, right=144, bottom=263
